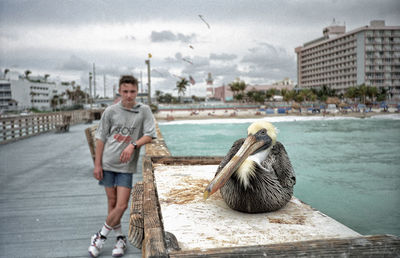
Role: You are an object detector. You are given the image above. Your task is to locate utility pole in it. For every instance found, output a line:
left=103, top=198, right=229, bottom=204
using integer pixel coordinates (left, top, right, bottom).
left=103, top=74, right=106, bottom=98
left=140, top=71, right=143, bottom=93
left=93, top=63, right=97, bottom=100
left=140, top=71, right=143, bottom=103
left=145, top=59, right=151, bottom=105
left=89, top=72, right=92, bottom=109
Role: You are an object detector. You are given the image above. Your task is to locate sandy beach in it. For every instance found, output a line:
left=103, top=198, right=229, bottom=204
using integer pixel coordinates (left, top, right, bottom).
left=155, top=107, right=399, bottom=121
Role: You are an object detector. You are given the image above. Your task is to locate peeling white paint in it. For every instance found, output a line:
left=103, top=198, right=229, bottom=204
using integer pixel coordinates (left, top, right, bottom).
left=154, top=164, right=361, bottom=251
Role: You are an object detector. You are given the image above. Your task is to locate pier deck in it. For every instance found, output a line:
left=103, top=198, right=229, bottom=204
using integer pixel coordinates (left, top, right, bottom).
left=0, top=122, right=141, bottom=258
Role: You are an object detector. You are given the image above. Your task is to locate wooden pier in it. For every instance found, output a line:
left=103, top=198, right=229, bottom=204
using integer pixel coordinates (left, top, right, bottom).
left=0, top=122, right=142, bottom=258
left=1, top=120, right=399, bottom=257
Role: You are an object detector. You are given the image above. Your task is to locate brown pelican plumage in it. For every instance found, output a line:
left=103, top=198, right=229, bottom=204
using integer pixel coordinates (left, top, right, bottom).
left=204, top=121, right=296, bottom=213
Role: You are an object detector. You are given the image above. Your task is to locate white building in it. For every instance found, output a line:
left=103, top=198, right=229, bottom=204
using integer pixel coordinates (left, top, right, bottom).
left=295, top=20, right=400, bottom=100
left=1, top=72, right=73, bottom=111
left=0, top=80, right=15, bottom=110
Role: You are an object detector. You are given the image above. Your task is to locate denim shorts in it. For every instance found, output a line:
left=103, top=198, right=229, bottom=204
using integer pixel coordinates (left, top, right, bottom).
left=99, top=170, right=133, bottom=189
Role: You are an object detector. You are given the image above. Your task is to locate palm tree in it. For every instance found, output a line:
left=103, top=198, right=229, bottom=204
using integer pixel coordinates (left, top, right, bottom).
left=358, top=84, right=368, bottom=104
left=44, top=74, right=50, bottom=82
left=3, top=69, right=9, bottom=79
left=51, top=95, right=61, bottom=110
left=367, top=86, right=378, bottom=103
left=66, top=90, right=74, bottom=104
left=229, top=80, right=246, bottom=100
left=176, top=78, right=189, bottom=102
left=237, top=80, right=246, bottom=95
left=155, top=90, right=163, bottom=103
left=345, top=86, right=358, bottom=103
left=283, top=89, right=296, bottom=102
left=229, top=82, right=239, bottom=97
left=24, top=70, right=31, bottom=80
left=265, top=89, right=277, bottom=101
left=376, top=87, right=388, bottom=102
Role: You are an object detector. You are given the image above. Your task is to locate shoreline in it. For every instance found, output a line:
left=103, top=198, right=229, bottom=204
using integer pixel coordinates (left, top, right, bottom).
left=155, top=109, right=398, bottom=122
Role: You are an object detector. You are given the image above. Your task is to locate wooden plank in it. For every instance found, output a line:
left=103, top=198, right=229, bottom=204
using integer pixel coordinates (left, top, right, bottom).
left=169, top=235, right=400, bottom=257
left=84, top=124, right=98, bottom=162
left=142, top=156, right=168, bottom=258
left=55, top=115, right=72, bottom=132
left=129, top=181, right=144, bottom=249
left=151, top=156, right=223, bottom=165
left=145, top=123, right=171, bottom=157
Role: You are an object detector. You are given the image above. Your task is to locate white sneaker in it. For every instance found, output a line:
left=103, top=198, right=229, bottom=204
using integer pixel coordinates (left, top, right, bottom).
left=88, top=232, right=106, bottom=257
left=112, top=236, right=127, bottom=257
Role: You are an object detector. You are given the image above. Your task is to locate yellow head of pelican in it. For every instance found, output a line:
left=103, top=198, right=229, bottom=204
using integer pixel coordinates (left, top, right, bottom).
left=247, top=121, right=277, bottom=146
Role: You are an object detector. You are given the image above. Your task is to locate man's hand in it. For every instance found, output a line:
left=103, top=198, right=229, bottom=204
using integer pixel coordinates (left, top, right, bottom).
left=120, top=144, right=135, bottom=163
left=93, top=164, right=103, bottom=180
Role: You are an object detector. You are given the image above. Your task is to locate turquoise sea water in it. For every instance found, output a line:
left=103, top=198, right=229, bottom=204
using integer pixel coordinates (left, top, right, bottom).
left=159, top=115, right=400, bottom=236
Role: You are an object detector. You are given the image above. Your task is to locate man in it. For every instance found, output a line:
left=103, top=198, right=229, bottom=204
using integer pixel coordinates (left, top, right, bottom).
left=89, top=75, right=156, bottom=257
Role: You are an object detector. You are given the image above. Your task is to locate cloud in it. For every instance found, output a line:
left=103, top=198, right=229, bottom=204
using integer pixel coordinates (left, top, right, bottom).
left=240, top=42, right=296, bottom=81
left=1, top=0, right=400, bottom=97
left=97, top=65, right=136, bottom=77
left=123, top=35, right=136, bottom=41
left=60, top=55, right=90, bottom=71
left=164, top=52, right=184, bottom=64
left=151, top=68, right=171, bottom=78
left=2, top=0, right=398, bottom=28
left=150, top=31, right=196, bottom=43
left=210, top=53, right=237, bottom=61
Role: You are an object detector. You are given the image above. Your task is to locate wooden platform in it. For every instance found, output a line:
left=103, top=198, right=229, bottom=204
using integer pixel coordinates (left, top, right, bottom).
left=139, top=156, right=400, bottom=257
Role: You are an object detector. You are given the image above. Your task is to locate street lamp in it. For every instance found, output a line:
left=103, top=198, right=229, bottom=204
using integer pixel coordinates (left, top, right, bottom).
left=145, top=59, right=151, bottom=105
left=89, top=72, right=92, bottom=109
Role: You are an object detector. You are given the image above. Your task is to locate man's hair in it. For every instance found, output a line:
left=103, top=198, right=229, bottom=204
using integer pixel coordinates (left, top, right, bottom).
left=119, top=75, right=138, bottom=88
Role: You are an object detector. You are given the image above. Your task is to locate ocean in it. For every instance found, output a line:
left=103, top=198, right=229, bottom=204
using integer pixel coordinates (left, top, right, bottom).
left=158, top=114, right=400, bottom=236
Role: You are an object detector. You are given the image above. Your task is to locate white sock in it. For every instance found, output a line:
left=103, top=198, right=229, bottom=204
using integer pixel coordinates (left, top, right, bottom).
left=100, top=222, right=112, bottom=237
left=113, top=224, right=123, bottom=237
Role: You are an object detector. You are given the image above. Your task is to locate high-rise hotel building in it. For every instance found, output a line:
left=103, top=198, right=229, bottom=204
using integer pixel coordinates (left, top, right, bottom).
left=295, top=20, right=400, bottom=100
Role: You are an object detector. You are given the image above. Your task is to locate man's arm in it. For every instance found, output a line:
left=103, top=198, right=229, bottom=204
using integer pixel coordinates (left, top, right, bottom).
left=119, top=135, right=152, bottom=163
left=93, top=139, right=105, bottom=180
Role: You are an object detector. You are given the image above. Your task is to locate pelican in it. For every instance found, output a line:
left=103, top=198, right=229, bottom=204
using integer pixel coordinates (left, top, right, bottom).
left=204, top=121, right=296, bottom=213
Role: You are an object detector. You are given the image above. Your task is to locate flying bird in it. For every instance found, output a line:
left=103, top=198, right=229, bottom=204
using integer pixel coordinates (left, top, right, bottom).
left=182, top=58, right=193, bottom=65
left=189, top=76, right=195, bottom=85
left=198, top=15, right=211, bottom=29
left=172, top=74, right=185, bottom=80
left=204, top=121, right=296, bottom=213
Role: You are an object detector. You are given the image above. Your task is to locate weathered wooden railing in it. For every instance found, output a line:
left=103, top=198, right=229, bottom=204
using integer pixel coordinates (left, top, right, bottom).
left=0, top=110, right=99, bottom=144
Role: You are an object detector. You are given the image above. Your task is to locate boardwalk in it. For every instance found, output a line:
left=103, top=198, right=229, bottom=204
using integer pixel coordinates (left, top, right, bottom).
left=0, top=123, right=142, bottom=258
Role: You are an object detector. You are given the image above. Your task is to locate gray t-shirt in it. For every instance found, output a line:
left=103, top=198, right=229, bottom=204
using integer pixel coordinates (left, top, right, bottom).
left=95, top=101, right=157, bottom=173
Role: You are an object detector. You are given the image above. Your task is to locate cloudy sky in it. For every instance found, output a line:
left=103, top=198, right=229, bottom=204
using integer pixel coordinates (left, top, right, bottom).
left=1, top=0, right=399, bottom=97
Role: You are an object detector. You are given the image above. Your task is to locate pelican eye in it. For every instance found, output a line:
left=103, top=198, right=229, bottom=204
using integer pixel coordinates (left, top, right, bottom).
left=260, top=129, right=267, bottom=135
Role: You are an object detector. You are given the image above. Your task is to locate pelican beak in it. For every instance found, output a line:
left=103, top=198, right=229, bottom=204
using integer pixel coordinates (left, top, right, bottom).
left=204, top=135, right=264, bottom=200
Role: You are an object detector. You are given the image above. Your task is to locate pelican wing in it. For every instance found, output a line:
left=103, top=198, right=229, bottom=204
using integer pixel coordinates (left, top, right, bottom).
left=215, top=138, right=245, bottom=175
left=268, top=141, right=296, bottom=188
